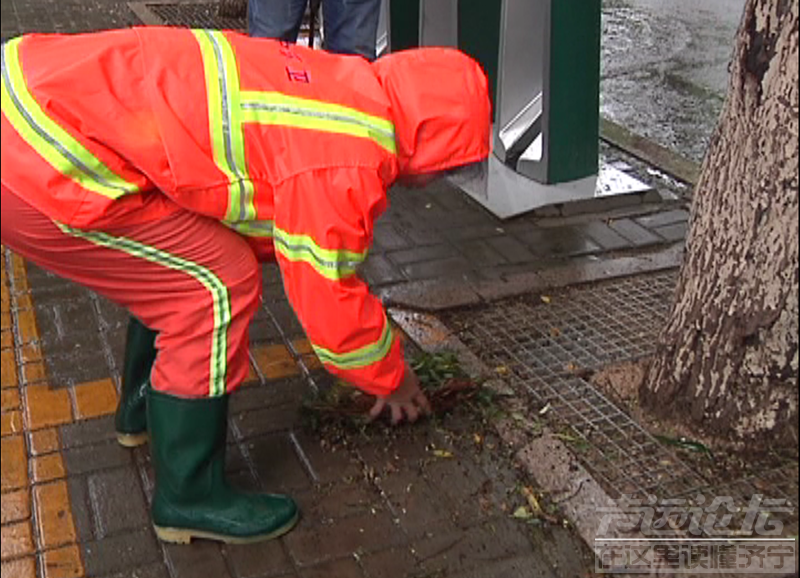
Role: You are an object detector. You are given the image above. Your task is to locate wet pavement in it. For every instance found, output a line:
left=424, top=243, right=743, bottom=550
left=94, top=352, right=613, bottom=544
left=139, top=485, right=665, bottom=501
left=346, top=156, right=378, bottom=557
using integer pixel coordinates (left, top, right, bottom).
left=0, top=0, right=750, bottom=576
left=2, top=249, right=598, bottom=578
left=601, top=0, right=745, bottom=162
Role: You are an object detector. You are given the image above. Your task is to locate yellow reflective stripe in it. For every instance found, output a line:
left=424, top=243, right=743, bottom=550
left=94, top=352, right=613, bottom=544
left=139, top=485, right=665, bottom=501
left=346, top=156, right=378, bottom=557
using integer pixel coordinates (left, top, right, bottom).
left=1, top=39, right=140, bottom=200
left=240, top=91, right=396, bottom=154
left=312, top=315, right=394, bottom=370
left=192, top=30, right=257, bottom=223
left=224, top=219, right=275, bottom=238
left=56, top=223, right=231, bottom=398
left=274, top=226, right=366, bottom=281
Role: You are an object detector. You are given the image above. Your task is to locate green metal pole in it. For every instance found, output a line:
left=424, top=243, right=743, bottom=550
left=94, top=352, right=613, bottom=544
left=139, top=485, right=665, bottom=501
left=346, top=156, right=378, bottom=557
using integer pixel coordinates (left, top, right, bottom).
left=457, top=0, right=501, bottom=110
left=390, top=1, right=420, bottom=51
left=546, top=0, right=601, bottom=183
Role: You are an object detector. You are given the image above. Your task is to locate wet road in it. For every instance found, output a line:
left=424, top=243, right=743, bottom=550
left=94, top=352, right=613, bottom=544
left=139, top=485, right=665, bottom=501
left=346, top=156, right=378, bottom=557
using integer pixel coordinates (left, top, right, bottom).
left=601, top=0, right=746, bottom=162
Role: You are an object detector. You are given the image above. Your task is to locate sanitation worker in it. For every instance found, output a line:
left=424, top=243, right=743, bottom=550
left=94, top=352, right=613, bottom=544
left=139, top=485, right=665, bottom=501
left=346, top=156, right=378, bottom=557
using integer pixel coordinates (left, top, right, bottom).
left=0, top=27, right=492, bottom=545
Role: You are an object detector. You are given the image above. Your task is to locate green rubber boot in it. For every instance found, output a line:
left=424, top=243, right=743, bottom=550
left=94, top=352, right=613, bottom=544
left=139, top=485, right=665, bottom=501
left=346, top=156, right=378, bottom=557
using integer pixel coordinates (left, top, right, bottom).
left=148, top=389, right=300, bottom=544
left=115, top=317, right=158, bottom=448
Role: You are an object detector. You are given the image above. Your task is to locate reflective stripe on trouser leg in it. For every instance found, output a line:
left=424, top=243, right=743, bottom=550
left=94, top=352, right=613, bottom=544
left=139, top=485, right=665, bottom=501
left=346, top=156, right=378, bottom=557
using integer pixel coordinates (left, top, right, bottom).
left=55, top=223, right=232, bottom=397
left=0, top=186, right=259, bottom=398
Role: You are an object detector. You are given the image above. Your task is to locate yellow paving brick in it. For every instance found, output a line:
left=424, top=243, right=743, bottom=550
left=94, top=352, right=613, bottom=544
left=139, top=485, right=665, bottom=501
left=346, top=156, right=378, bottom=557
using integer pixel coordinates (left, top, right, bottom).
left=1, top=389, right=20, bottom=412
left=24, top=385, right=73, bottom=430
left=1, top=556, right=36, bottom=578
left=19, top=343, right=42, bottom=364
left=1, top=410, right=23, bottom=437
left=0, top=520, right=34, bottom=561
left=34, top=481, right=77, bottom=550
left=32, top=453, right=66, bottom=484
left=16, top=310, right=38, bottom=345
left=1, top=350, right=17, bottom=389
left=41, top=544, right=83, bottom=578
left=0, top=489, right=31, bottom=525
left=22, top=362, right=48, bottom=385
left=0, top=435, right=28, bottom=492
left=0, top=311, right=9, bottom=331
left=15, top=293, right=33, bottom=312
left=10, top=255, right=29, bottom=294
left=28, top=429, right=60, bottom=457
left=1, top=330, right=11, bottom=350
left=292, top=338, right=323, bottom=370
left=73, top=379, right=117, bottom=420
left=252, top=343, right=300, bottom=380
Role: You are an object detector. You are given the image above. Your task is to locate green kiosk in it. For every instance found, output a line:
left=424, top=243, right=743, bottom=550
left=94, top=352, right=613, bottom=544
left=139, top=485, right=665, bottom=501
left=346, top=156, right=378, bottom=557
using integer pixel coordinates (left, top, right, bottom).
left=376, top=0, right=652, bottom=218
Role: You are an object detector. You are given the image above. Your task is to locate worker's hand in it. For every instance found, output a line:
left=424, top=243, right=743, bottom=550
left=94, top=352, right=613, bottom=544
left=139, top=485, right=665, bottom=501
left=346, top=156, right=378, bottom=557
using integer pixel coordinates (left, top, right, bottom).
left=368, top=363, right=432, bottom=426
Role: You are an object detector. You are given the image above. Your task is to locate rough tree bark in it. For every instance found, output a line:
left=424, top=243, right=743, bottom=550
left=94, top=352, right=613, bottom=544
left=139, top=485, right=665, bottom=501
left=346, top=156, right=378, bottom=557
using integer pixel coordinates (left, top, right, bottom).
left=641, top=0, right=799, bottom=449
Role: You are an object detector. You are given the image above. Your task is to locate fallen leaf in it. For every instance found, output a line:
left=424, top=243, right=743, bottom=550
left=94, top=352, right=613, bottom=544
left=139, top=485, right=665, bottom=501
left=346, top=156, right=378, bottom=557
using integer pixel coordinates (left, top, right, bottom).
left=539, top=403, right=552, bottom=416
left=521, top=487, right=543, bottom=516
left=513, top=506, right=533, bottom=520
left=495, top=365, right=510, bottom=376
left=540, top=295, right=552, bottom=304
left=432, top=450, right=454, bottom=459
left=550, top=327, right=561, bottom=338
left=473, top=434, right=483, bottom=445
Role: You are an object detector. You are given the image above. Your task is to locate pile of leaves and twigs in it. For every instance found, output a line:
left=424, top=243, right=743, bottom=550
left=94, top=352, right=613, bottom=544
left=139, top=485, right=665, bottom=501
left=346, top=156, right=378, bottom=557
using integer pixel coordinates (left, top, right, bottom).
left=301, top=351, right=491, bottom=432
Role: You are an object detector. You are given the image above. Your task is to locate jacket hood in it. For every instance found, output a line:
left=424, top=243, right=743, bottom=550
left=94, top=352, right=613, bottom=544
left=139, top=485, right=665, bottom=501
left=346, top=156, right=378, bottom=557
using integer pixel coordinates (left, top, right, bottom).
left=372, top=48, right=492, bottom=176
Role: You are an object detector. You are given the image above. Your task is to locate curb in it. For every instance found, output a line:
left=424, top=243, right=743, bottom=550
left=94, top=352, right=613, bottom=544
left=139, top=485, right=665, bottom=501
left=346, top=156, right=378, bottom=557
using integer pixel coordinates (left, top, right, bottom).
left=600, top=117, right=702, bottom=188
left=380, top=243, right=684, bottom=312
left=389, top=307, right=797, bottom=578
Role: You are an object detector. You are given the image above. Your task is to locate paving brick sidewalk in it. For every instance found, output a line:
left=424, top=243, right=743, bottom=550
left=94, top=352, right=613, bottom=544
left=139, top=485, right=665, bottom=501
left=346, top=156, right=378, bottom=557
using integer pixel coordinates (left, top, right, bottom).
left=2, top=248, right=599, bottom=578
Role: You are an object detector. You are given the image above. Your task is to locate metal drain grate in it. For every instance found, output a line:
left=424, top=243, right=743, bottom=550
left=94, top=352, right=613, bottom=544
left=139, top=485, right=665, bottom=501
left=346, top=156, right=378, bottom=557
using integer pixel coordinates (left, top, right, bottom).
left=145, top=3, right=246, bottom=31
left=442, top=271, right=716, bottom=499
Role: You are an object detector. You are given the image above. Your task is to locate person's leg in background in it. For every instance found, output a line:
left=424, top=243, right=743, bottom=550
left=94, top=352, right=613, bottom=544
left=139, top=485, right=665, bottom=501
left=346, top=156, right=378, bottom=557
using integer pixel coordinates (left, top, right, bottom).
left=322, top=0, right=382, bottom=60
left=248, top=0, right=309, bottom=41
left=1, top=185, right=299, bottom=544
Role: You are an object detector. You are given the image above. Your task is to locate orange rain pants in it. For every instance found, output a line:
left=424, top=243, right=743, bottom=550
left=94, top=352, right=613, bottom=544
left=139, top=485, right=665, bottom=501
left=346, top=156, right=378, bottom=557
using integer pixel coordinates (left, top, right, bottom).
left=1, top=184, right=258, bottom=398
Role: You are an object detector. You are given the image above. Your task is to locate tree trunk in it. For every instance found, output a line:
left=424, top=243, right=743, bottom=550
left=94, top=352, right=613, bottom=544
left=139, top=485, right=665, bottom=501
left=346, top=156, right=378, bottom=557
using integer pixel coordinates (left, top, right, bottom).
left=642, top=0, right=799, bottom=449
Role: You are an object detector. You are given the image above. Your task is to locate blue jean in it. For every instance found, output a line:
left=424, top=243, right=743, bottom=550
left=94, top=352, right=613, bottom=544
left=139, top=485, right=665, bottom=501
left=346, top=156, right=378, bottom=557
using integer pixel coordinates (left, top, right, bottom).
left=248, top=0, right=382, bottom=60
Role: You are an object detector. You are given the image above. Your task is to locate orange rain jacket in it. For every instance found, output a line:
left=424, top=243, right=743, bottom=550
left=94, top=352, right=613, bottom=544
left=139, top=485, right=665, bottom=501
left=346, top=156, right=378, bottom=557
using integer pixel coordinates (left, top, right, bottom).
left=1, top=27, right=492, bottom=396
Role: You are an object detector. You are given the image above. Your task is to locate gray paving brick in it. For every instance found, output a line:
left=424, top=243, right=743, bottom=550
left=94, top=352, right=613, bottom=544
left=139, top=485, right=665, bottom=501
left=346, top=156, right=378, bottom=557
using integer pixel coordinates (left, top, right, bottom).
left=635, top=209, right=690, bottom=229
left=394, top=220, right=446, bottom=245
left=298, top=558, right=364, bottom=578
left=243, top=434, right=311, bottom=492
left=360, top=255, right=406, bottom=286
left=294, top=482, right=380, bottom=523
left=100, top=564, right=170, bottom=578
left=60, top=416, right=117, bottom=449
left=441, top=224, right=507, bottom=242
left=608, top=218, right=663, bottom=247
left=225, top=540, right=293, bottom=578
left=68, top=476, right=96, bottom=542
left=582, top=221, right=632, bottom=250
left=289, top=433, right=363, bottom=485
left=265, top=301, right=305, bottom=338
left=423, top=458, right=498, bottom=526
left=379, top=474, right=455, bottom=537
left=229, top=380, right=304, bottom=414
left=457, top=556, right=558, bottom=578
left=414, top=519, right=532, bottom=577
left=83, top=529, right=161, bottom=577
left=89, top=467, right=150, bottom=538
left=400, top=257, right=472, bottom=281
left=232, top=406, right=301, bottom=440
left=373, top=224, right=412, bottom=251
left=249, top=319, right=283, bottom=344
left=165, top=541, right=232, bottom=578
left=387, top=244, right=458, bottom=266
left=63, top=441, right=132, bottom=476
left=560, top=193, right=643, bottom=216
left=654, top=221, right=689, bottom=242
left=513, top=226, right=601, bottom=258
left=360, top=547, right=420, bottom=578
left=486, top=237, right=536, bottom=264
left=46, top=347, right=111, bottom=387
left=285, top=510, right=404, bottom=566
left=456, top=240, right=508, bottom=268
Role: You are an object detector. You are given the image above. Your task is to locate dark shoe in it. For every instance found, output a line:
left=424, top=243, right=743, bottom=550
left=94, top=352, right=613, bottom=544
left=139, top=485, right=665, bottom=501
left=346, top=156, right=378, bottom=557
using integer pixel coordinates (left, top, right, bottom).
left=148, top=389, right=300, bottom=544
left=115, top=317, right=157, bottom=447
